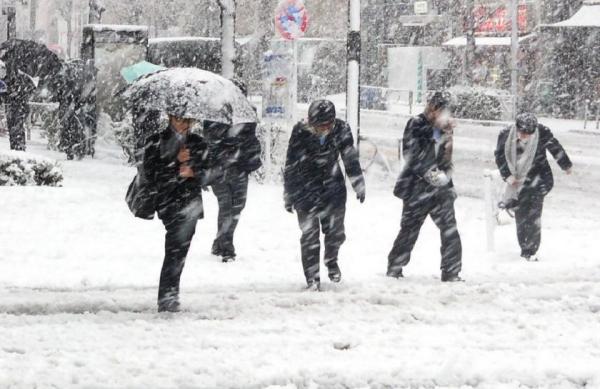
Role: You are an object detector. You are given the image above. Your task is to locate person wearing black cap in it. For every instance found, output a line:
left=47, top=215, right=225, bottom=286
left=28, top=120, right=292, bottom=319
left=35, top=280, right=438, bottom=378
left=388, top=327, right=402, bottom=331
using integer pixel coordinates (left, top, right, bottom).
left=388, top=91, right=463, bottom=282
left=284, top=99, right=366, bottom=290
left=494, top=113, right=573, bottom=262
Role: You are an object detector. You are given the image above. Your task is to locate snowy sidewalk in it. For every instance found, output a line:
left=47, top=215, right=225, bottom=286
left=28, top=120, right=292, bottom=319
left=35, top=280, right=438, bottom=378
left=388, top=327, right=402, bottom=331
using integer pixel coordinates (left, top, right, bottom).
left=1, top=136, right=600, bottom=388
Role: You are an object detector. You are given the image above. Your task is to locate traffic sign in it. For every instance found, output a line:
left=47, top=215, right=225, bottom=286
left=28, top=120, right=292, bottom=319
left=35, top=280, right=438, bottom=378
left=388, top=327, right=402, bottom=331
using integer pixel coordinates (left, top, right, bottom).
left=274, top=0, right=309, bottom=41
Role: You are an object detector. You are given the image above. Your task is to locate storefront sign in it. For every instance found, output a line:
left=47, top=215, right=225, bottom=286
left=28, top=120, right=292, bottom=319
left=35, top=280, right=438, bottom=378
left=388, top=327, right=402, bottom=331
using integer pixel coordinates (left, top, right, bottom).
left=473, top=5, right=528, bottom=34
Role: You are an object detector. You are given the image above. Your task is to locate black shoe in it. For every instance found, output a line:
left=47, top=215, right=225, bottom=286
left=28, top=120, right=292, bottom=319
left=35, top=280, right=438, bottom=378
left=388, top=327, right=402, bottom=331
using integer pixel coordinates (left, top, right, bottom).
left=386, top=268, right=404, bottom=279
left=306, top=278, right=321, bottom=291
left=521, top=254, right=539, bottom=262
left=441, top=273, right=464, bottom=282
left=158, top=295, right=180, bottom=313
left=211, top=239, right=223, bottom=256
left=221, top=254, right=236, bottom=263
left=327, top=262, right=342, bottom=283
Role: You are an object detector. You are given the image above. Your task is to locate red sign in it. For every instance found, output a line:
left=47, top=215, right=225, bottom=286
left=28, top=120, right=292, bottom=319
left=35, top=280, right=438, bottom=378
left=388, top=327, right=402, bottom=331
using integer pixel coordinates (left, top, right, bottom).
left=473, top=5, right=528, bottom=34
left=274, top=0, right=309, bottom=41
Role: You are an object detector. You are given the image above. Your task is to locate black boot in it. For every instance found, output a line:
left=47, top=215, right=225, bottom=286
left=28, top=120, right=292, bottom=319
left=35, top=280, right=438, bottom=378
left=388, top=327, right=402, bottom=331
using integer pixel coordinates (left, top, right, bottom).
left=386, top=267, right=404, bottom=279
left=441, top=273, right=464, bottom=282
left=158, top=290, right=180, bottom=312
left=211, top=239, right=223, bottom=256
left=220, top=241, right=236, bottom=263
left=327, top=262, right=342, bottom=283
left=306, top=278, right=321, bottom=291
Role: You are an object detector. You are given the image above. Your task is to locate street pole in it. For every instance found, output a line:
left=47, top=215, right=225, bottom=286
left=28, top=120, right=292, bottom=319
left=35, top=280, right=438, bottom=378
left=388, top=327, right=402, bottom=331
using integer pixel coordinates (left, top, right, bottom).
left=464, top=0, right=475, bottom=85
left=347, top=0, right=361, bottom=154
left=510, top=0, right=519, bottom=118
left=218, top=0, right=236, bottom=80
left=3, top=6, right=17, bottom=39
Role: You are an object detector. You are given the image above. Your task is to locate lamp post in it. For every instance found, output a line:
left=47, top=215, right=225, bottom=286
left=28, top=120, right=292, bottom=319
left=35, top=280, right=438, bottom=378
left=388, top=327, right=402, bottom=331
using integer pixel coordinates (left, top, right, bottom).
left=510, top=0, right=519, bottom=118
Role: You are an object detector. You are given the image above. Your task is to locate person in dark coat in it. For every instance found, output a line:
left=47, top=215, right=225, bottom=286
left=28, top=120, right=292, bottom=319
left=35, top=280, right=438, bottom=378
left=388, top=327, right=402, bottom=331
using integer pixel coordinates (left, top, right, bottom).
left=494, top=113, right=573, bottom=261
left=284, top=100, right=366, bottom=290
left=143, top=108, right=219, bottom=312
left=56, top=60, right=86, bottom=160
left=204, top=80, right=262, bottom=262
left=204, top=119, right=262, bottom=262
left=5, top=70, right=36, bottom=151
left=388, top=91, right=463, bottom=282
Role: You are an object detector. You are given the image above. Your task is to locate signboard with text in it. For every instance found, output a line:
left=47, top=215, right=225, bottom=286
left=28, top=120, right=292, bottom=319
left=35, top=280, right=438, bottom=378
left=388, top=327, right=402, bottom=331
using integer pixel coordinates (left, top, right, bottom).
left=473, top=5, right=528, bottom=35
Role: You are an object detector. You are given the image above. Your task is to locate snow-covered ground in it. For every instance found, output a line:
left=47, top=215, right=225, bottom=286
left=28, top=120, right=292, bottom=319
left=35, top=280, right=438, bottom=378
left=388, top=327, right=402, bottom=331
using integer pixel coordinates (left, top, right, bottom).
left=1, top=124, right=600, bottom=388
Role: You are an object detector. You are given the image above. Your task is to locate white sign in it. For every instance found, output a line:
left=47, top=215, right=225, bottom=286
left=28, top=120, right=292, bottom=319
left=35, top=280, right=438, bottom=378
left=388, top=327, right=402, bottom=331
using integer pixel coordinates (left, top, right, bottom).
left=414, top=1, right=428, bottom=14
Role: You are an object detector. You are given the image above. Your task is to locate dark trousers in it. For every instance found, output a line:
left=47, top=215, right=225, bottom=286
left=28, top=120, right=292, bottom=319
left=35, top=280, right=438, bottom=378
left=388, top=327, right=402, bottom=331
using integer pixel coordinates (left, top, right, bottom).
left=388, top=191, right=462, bottom=276
left=158, top=200, right=202, bottom=304
left=296, top=205, right=346, bottom=283
left=7, top=103, right=29, bottom=151
left=515, top=193, right=544, bottom=257
left=212, top=171, right=249, bottom=253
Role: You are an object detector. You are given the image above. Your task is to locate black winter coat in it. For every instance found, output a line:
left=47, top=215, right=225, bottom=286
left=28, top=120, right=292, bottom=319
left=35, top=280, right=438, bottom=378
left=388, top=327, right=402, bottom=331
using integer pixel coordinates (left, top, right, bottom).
left=495, top=124, right=572, bottom=196
left=143, top=128, right=212, bottom=220
left=394, top=113, right=455, bottom=201
left=203, top=121, right=262, bottom=180
left=284, top=119, right=365, bottom=211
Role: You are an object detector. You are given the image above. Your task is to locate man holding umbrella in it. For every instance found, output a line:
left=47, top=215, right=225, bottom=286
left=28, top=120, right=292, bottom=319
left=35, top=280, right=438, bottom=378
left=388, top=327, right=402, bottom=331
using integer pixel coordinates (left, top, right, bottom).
left=126, top=68, right=257, bottom=311
left=142, top=104, right=213, bottom=312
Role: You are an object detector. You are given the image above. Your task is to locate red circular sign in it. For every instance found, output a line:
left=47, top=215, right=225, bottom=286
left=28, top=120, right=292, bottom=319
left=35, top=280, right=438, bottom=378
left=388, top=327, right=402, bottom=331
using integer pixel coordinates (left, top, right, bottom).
left=274, top=0, right=309, bottom=41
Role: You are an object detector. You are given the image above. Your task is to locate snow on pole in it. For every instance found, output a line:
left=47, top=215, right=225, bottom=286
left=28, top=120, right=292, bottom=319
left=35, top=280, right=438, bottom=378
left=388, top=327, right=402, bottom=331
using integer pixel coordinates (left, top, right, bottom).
left=510, top=0, right=518, bottom=118
left=346, top=0, right=361, bottom=155
left=219, top=0, right=236, bottom=79
left=483, top=169, right=496, bottom=252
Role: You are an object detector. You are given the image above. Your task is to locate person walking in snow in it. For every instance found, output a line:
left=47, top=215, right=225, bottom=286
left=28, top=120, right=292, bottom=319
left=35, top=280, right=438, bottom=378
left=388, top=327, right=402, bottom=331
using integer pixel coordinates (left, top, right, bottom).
left=4, top=69, right=37, bottom=151
left=494, top=113, right=573, bottom=262
left=387, top=91, right=463, bottom=282
left=205, top=80, right=262, bottom=263
left=284, top=99, right=366, bottom=290
left=143, top=107, right=218, bottom=312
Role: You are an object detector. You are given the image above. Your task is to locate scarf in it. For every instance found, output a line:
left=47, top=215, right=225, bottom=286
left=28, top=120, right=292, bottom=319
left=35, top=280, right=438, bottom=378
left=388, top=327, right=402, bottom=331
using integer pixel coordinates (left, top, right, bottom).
left=502, top=124, right=539, bottom=202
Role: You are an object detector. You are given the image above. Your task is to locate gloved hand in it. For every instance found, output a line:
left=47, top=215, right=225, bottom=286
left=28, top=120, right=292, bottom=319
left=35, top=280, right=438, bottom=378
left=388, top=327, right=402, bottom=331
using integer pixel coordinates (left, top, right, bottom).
left=424, top=168, right=450, bottom=187
left=506, top=175, right=520, bottom=187
left=285, top=203, right=294, bottom=213
left=357, top=190, right=365, bottom=203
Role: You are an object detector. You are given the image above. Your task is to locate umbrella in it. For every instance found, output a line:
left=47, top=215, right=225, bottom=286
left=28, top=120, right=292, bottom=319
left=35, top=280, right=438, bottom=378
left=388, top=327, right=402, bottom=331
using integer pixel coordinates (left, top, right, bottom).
left=0, top=39, right=63, bottom=82
left=121, top=61, right=165, bottom=84
left=125, top=67, right=257, bottom=125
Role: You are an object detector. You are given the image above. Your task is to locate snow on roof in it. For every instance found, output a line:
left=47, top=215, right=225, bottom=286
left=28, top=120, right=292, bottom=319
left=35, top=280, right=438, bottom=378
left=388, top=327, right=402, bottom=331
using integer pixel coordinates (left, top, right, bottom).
left=149, top=36, right=253, bottom=45
left=550, top=0, right=600, bottom=27
left=150, top=37, right=219, bottom=43
left=85, top=24, right=148, bottom=32
left=443, top=34, right=535, bottom=47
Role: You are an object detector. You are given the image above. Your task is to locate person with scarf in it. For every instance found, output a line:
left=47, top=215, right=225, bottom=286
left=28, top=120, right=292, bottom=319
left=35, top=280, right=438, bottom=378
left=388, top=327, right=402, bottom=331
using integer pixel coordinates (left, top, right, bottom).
left=388, top=91, right=463, bottom=282
left=284, top=100, right=366, bottom=290
left=495, top=113, right=573, bottom=262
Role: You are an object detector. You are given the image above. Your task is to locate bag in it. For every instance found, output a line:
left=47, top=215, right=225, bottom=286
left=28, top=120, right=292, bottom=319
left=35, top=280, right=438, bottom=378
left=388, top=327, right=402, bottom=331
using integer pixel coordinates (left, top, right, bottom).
left=125, top=170, right=156, bottom=220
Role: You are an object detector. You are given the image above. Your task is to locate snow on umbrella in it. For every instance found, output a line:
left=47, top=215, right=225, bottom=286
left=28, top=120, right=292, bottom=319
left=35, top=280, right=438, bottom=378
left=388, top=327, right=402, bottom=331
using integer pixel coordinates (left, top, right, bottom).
left=120, top=61, right=165, bottom=84
left=0, top=39, right=63, bottom=82
left=125, top=67, right=257, bottom=125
